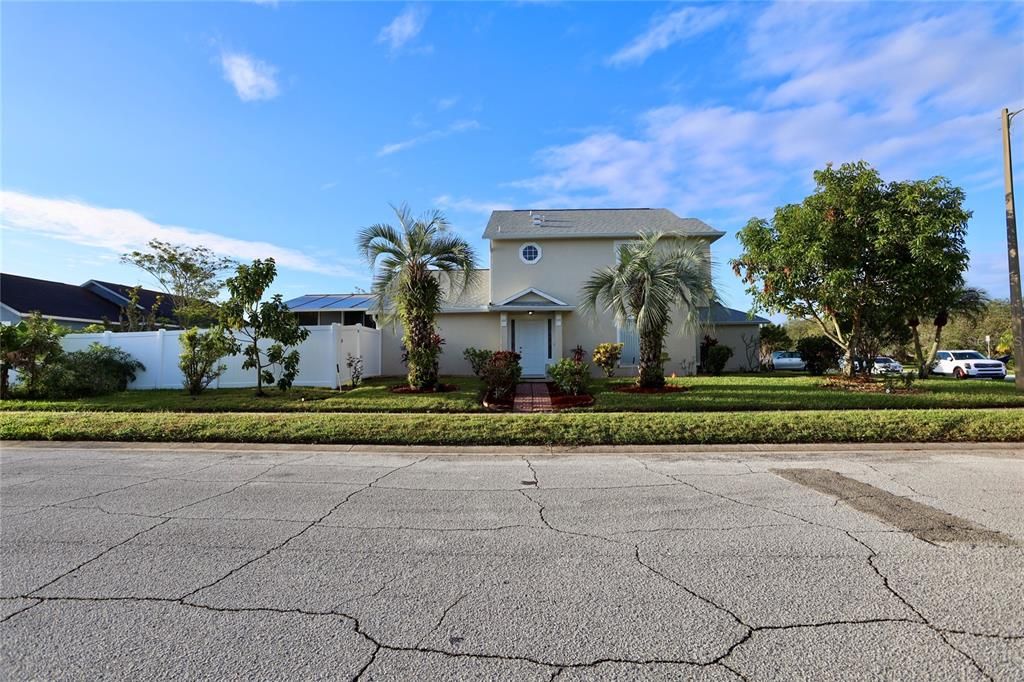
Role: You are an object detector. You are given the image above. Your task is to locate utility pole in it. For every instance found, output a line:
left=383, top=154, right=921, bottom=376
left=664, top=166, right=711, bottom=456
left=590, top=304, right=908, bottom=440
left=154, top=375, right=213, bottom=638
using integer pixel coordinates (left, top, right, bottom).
left=1003, top=107, right=1024, bottom=389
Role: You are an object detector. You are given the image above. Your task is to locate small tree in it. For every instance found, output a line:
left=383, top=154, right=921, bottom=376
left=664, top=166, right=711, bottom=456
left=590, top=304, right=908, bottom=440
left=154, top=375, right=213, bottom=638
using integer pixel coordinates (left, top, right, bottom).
left=179, top=326, right=238, bottom=396
left=122, top=240, right=235, bottom=327
left=1, top=313, right=67, bottom=397
left=797, top=335, right=840, bottom=376
left=740, top=333, right=759, bottom=372
left=114, top=285, right=165, bottom=331
left=759, top=323, right=792, bottom=368
left=592, top=342, right=623, bottom=378
left=345, top=353, right=364, bottom=388
left=580, top=233, right=718, bottom=389
left=221, top=259, right=310, bottom=396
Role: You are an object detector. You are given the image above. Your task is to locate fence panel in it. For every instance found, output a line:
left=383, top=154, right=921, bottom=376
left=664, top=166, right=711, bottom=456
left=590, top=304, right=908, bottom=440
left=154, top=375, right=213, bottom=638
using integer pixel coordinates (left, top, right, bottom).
left=57, top=325, right=381, bottom=391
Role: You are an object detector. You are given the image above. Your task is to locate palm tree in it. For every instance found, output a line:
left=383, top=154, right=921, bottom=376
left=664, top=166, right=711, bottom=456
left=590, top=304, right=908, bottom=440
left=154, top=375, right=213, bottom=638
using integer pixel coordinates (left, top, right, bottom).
left=909, top=286, right=990, bottom=379
left=357, top=204, right=478, bottom=391
left=579, top=232, right=719, bottom=389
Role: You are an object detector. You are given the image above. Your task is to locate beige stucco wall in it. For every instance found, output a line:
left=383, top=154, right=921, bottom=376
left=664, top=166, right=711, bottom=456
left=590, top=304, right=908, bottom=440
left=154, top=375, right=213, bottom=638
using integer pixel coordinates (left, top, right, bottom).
left=489, top=237, right=712, bottom=305
left=378, top=313, right=500, bottom=376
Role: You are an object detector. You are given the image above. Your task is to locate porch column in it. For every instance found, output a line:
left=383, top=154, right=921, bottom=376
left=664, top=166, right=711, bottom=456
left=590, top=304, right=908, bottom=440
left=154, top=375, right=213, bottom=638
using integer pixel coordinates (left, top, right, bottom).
left=499, top=313, right=509, bottom=351
left=553, top=313, right=564, bottom=360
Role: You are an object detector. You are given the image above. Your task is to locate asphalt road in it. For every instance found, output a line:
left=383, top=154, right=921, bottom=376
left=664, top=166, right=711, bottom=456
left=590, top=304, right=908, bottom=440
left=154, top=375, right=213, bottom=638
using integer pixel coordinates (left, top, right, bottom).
left=1, top=442, right=1022, bottom=680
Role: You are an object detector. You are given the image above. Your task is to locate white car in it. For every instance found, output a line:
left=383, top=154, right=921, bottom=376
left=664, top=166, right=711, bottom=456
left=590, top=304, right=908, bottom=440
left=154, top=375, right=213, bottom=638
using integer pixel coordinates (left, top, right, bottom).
left=771, top=351, right=806, bottom=371
left=870, top=356, right=904, bottom=374
left=932, top=350, right=1007, bottom=380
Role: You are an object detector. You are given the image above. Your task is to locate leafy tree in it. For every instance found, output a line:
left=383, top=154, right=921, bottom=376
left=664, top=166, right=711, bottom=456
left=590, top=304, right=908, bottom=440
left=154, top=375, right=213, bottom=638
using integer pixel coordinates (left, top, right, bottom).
left=357, top=204, right=478, bottom=391
left=221, top=259, right=310, bottom=396
left=758, top=323, right=792, bottom=368
left=113, top=285, right=165, bottom=331
left=733, top=161, right=971, bottom=377
left=580, top=232, right=718, bottom=389
left=1, top=313, right=67, bottom=397
left=121, top=240, right=235, bottom=327
left=179, top=326, right=239, bottom=396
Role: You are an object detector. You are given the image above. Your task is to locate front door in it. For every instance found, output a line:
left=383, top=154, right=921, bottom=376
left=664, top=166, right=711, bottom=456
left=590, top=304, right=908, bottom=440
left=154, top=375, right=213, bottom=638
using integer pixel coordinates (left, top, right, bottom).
left=516, top=318, right=548, bottom=377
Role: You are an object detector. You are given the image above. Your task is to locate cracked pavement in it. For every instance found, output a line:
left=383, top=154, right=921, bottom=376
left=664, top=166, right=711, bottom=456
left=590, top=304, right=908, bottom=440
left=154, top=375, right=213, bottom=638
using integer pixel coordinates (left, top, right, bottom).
left=1, top=443, right=1022, bottom=680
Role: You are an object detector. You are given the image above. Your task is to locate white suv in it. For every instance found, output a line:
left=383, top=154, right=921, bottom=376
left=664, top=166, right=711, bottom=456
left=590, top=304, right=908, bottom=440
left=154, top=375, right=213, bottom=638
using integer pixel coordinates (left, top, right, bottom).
left=770, top=351, right=806, bottom=371
left=932, top=350, right=1007, bottom=380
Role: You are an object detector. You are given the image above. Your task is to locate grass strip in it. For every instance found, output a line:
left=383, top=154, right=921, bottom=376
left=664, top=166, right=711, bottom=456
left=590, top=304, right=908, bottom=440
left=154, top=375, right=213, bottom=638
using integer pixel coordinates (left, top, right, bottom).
left=2, top=409, right=1022, bottom=446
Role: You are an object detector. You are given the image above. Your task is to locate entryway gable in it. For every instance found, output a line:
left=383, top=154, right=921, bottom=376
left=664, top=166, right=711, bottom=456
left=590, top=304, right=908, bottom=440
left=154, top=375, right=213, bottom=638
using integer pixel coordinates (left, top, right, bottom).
left=494, top=287, right=570, bottom=307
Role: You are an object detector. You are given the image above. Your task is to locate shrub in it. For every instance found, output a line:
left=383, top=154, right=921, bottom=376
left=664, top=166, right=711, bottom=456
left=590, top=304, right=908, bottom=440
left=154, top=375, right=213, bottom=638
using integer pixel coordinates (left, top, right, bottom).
left=346, top=354, right=364, bottom=388
left=706, top=345, right=734, bottom=376
left=179, top=326, right=238, bottom=396
left=548, top=357, right=591, bottom=396
left=2, top=313, right=68, bottom=397
left=463, top=347, right=494, bottom=378
left=480, top=350, right=522, bottom=402
left=402, top=332, right=445, bottom=390
left=592, top=343, right=623, bottom=378
left=798, top=335, right=841, bottom=376
left=41, top=344, right=145, bottom=398
left=882, top=372, right=915, bottom=393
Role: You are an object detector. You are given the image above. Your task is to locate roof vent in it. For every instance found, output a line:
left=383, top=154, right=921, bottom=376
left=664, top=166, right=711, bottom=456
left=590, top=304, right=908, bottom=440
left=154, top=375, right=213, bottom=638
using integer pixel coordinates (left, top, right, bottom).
left=531, top=213, right=544, bottom=227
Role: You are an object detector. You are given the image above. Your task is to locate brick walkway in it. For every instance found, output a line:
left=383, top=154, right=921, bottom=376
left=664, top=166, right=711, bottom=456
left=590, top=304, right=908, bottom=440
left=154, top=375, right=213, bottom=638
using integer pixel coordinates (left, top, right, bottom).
left=512, top=382, right=553, bottom=413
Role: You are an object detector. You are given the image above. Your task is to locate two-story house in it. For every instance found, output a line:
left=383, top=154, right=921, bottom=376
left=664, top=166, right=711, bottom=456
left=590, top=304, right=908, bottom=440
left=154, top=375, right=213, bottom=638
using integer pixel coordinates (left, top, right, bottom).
left=287, top=208, right=766, bottom=377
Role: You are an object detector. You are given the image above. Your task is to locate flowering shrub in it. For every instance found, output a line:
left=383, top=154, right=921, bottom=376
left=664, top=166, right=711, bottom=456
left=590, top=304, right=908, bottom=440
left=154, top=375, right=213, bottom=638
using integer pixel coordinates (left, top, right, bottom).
left=548, top=357, right=591, bottom=395
left=481, top=350, right=522, bottom=402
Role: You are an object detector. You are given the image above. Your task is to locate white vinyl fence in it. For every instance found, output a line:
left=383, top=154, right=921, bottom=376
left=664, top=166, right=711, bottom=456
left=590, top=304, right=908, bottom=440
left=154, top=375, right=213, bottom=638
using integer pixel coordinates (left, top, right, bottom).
left=60, top=324, right=381, bottom=390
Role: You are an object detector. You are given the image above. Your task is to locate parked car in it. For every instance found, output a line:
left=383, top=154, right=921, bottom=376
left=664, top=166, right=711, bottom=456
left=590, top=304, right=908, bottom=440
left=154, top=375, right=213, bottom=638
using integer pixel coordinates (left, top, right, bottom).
left=931, top=350, right=1007, bottom=380
left=837, top=356, right=904, bottom=374
left=771, top=350, right=806, bottom=371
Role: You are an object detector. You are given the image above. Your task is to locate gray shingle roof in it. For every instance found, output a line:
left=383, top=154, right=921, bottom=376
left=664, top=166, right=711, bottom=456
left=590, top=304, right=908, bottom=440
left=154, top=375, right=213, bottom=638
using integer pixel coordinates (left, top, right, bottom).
left=483, top=208, right=724, bottom=241
left=699, top=304, right=771, bottom=326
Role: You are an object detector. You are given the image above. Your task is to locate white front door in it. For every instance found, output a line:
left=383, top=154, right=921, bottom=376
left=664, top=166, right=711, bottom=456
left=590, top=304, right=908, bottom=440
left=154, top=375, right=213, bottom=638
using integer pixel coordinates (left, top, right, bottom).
left=516, top=318, right=548, bottom=377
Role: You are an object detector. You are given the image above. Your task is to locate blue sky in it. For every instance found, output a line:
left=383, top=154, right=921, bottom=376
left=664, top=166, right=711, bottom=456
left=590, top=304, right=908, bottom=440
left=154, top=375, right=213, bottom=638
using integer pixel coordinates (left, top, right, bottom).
left=2, top=1, right=1022, bottom=312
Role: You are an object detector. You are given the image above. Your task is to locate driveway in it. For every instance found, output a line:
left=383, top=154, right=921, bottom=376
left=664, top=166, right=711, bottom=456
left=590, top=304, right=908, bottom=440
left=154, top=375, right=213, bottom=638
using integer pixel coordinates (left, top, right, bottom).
left=1, top=443, right=1022, bottom=680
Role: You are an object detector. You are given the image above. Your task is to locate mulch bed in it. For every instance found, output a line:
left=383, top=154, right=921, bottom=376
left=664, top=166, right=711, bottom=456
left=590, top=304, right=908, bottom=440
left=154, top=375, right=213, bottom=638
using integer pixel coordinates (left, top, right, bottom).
left=821, top=377, right=921, bottom=394
left=614, top=384, right=689, bottom=394
left=547, top=383, right=595, bottom=409
left=389, top=383, right=460, bottom=394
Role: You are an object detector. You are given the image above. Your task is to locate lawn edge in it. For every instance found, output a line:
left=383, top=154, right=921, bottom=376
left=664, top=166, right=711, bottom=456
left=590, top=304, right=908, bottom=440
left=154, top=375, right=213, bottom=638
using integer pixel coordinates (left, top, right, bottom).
left=2, top=408, right=1022, bottom=446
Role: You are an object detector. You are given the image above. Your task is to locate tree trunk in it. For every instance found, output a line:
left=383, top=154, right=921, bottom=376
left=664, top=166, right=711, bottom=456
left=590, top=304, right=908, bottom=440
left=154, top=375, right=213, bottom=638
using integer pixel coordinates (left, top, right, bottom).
left=637, top=334, right=665, bottom=389
left=1, top=363, right=8, bottom=400
left=923, top=323, right=945, bottom=379
left=911, top=323, right=929, bottom=379
left=405, top=314, right=438, bottom=391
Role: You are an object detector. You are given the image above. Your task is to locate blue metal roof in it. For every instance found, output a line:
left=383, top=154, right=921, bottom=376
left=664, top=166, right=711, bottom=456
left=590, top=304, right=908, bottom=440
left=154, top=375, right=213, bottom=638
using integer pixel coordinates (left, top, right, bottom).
left=284, top=294, right=374, bottom=311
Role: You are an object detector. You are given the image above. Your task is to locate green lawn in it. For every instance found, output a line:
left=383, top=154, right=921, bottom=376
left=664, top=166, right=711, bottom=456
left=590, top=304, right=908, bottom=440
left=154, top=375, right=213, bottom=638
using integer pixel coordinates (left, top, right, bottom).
left=584, top=375, right=1024, bottom=412
left=3, top=373, right=1019, bottom=413
left=2, top=408, right=1021, bottom=446
left=0, top=377, right=486, bottom=413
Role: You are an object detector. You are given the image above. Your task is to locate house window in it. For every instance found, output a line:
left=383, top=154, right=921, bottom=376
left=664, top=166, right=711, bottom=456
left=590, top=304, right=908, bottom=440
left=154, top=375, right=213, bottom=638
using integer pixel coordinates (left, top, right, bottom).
left=519, top=243, right=542, bottom=264
left=617, top=319, right=640, bottom=367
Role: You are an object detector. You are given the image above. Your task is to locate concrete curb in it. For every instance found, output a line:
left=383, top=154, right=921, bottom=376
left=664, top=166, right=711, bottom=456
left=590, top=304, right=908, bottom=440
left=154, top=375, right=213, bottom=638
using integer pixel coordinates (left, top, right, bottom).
left=2, top=440, right=1022, bottom=458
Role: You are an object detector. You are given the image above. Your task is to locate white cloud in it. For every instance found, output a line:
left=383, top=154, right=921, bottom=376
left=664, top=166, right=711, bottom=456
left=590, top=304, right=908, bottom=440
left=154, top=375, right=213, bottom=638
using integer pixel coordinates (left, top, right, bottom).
left=378, top=5, right=429, bottom=53
left=220, top=51, right=279, bottom=102
left=377, top=119, right=480, bottom=156
left=519, top=4, right=1021, bottom=219
left=0, top=191, right=352, bottom=276
left=607, top=6, right=731, bottom=67
left=434, top=195, right=514, bottom=214
left=436, top=96, right=459, bottom=111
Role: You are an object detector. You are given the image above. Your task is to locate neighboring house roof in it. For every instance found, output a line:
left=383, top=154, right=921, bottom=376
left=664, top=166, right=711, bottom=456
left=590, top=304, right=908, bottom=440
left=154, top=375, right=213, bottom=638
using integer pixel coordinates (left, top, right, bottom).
left=1, top=273, right=121, bottom=323
left=483, top=208, right=725, bottom=241
left=282, top=294, right=374, bottom=312
left=83, top=280, right=177, bottom=320
left=699, top=303, right=771, bottom=326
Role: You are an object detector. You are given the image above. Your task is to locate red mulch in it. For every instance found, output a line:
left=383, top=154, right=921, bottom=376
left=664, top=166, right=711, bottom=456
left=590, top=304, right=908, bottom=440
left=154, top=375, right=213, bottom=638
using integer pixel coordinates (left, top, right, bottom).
left=389, top=383, right=460, bottom=394
left=821, top=377, right=920, bottom=394
left=614, top=384, right=689, bottom=394
left=546, top=382, right=596, bottom=409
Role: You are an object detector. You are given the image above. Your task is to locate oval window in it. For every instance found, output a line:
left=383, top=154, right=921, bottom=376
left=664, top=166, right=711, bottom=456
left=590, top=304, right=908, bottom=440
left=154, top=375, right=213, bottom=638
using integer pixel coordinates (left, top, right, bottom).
left=520, top=243, right=541, bottom=264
